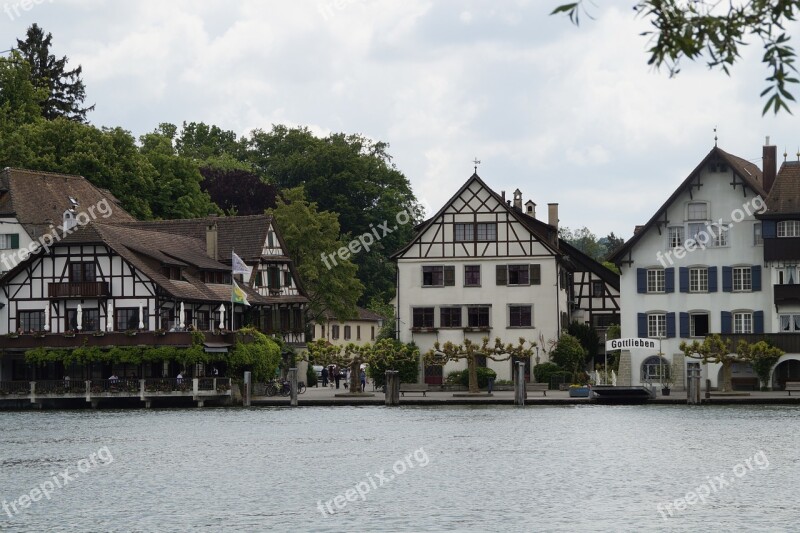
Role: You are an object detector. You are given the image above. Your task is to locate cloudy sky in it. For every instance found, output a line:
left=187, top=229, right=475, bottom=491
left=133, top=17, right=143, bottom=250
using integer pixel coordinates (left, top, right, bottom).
left=2, top=0, right=797, bottom=239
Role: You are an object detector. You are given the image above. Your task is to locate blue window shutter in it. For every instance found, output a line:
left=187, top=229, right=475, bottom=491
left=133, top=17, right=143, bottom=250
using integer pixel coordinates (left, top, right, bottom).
left=680, top=312, right=689, bottom=338
left=637, top=313, right=647, bottom=338
left=762, top=220, right=776, bottom=238
left=708, top=266, right=718, bottom=292
left=637, top=269, right=646, bottom=293
left=752, top=265, right=761, bottom=291
left=665, top=268, right=675, bottom=293
left=721, top=311, right=732, bottom=334
left=666, top=312, right=676, bottom=338
left=722, top=266, right=733, bottom=292
left=754, top=311, right=764, bottom=334
left=679, top=267, right=689, bottom=293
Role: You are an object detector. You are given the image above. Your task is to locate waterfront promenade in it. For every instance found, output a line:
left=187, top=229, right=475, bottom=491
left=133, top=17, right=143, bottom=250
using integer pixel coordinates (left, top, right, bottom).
left=252, top=384, right=800, bottom=406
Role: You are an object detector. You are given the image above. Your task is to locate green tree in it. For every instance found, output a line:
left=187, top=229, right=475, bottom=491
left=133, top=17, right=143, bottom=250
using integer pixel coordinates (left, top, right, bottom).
left=559, top=226, right=604, bottom=261
left=736, top=339, right=784, bottom=391
left=269, top=186, right=364, bottom=324
left=552, top=1, right=800, bottom=114
left=425, top=337, right=536, bottom=394
left=0, top=51, right=45, bottom=127
left=550, top=333, right=588, bottom=378
left=567, top=321, right=600, bottom=362
left=681, top=334, right=739, bottom=392
left=368, top=297, right=397, bottom=340
left=15, top=24, right=94, bottom=121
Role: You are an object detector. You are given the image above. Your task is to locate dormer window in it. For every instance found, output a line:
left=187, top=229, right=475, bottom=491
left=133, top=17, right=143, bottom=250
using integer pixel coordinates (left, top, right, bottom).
left=161, top=266, right=182, bottom=280
left=687, top=202, right=708, bottom=221
left=63, top=210, right=77, bottom=231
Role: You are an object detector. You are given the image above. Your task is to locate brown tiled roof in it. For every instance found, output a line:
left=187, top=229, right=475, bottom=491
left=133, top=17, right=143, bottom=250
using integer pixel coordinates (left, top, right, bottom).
left=0, top=168, right=135, bottom=238
left=319, top=307, right=385, bottom=322
left=108, top=215, right=275, bottom=262
left=764, top=161, right=800, bottom=215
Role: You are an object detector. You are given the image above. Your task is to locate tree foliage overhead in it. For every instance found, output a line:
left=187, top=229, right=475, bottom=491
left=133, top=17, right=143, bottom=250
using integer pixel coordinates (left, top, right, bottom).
left=552, top=1, right=800, bottom=114
left=0, top=51, right=45, bottom=127
left=15, top=23, right=94, bottom=122
left=269, top=186, right=364, bottom=324
left=559, top=226, right=626, bottom=263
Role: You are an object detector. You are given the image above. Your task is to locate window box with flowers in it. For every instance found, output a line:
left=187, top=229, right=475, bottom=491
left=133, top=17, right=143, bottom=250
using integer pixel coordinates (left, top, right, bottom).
left=568, top=384, right=591, bottom=398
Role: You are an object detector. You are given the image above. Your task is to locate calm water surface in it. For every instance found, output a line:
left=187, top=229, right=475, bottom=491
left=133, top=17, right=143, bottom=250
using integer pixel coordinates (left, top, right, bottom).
left=1, top=405, right=797, bottom=532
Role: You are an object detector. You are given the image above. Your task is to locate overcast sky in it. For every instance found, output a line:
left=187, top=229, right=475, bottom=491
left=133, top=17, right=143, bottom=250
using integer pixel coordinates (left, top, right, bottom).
left=2, top=0, right=797, bottom=239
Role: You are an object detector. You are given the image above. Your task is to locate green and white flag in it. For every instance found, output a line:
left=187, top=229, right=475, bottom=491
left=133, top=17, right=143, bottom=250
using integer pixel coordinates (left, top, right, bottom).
left=232, top=280, right=250, bottom=306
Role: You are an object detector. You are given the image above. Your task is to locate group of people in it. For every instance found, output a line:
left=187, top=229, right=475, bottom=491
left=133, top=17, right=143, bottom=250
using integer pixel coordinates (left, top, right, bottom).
left=320, top=366, right=367, bottom=392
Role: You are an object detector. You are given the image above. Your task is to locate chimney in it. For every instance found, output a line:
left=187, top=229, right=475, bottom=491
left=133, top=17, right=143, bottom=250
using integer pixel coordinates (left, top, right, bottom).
left=501, top=190, right=506, bottom=202
left=513, top=189, right=522, bottom=210
left=548, top=203, right=559, bottom=229
left=206, top=221, right=218, bottom=260
left=763, top=136, right=777, bottom=193
left=525, top=200, right=536, bottom=218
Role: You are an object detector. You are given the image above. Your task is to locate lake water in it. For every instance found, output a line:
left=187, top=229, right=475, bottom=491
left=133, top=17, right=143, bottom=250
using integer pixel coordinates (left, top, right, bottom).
left=1, top=405, right=797, bottom=532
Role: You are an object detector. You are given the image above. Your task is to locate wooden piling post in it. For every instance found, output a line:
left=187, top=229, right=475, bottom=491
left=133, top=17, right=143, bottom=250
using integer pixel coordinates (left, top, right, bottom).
left=514, top=362, right=526, bottom=406
left=289, top=368, right=298, bottom=407
left=243, top=371, right=251, bottom=407
left=385, top=371, right=400, bottom=406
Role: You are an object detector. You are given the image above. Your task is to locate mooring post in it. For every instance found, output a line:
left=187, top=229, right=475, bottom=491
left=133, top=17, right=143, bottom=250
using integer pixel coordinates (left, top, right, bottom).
left=289, top=367, right=298, bottom=407
left=243, top=371, right=251, bottom=407
left=385, top=371, right=400, bottom=406
left=514, top=362, right=526, bottom=406
left=687, top=363, right=701, bottom=405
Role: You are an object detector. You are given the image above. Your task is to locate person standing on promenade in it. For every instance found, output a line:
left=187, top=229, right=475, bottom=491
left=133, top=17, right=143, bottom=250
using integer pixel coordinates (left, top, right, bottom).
left=360, top=369, right=366, bottom=392
left=334, top=367, right=341, bottom=389
left=321, top=366, right=329, bottom=387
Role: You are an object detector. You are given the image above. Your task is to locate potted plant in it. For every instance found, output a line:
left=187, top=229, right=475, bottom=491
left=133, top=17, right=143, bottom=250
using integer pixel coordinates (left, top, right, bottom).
left=657, top=365, right=674, bottom=396
left=568, top=383, right=591, bottom=397
left=63, top=330, right=76, bottom=338
left=93, top=330, right=105, bottom=337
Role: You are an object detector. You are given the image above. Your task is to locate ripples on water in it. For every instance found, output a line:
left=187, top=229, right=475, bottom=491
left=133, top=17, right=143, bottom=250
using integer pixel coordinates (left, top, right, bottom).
left=0, top=405, right=797, bottom=532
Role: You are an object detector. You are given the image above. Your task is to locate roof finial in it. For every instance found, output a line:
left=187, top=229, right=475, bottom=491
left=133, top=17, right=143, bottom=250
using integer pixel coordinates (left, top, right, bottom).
left=784, top=147, right=788, bottom=162
left=796, top=147, right=799, bottom=162
left=713, top=127, right=718, bottom=147
left=473, top=157, right=481, bottom=174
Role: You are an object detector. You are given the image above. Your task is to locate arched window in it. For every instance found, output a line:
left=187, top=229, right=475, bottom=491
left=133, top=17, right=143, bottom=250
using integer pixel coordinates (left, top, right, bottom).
left=641, top=356, right=670, bottom=381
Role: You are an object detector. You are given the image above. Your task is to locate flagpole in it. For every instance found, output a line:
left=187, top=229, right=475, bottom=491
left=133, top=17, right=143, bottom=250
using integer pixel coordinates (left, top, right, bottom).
left=231, top=248, right=235, bottom=332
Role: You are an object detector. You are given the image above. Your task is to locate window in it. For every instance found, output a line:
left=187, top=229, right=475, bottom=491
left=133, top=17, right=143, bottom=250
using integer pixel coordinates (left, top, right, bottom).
left=467, top=306, right=490, bottom=328
left=440, top=307, right=462, bottom=328
left=18, top=310, right=44, bottom=332
left=464, top=265, right=481, bottom=287
left=412, top=307, right=435, bottom=328
left=733, top=267, right=752, bottom=292
left=734, top=312, right=753, bottom=334
left=689, top=267, right=708, bottom=293
left=508, top=265, right=529, bottom=286
left=161, top=266, right=182, bottom=280
left=668, top=226, right=683, bottom=248
left=422, top=266, right=444, bottom=287
left=687, top=222, right=706, bottom=243
left=591, top=281, right=604, bottom=297
left=65, top=308, right=99, bottom=331
left=356, top=325, right=361, bottom=340
left=344, top=325, right=351, bottom=340
left=269, top=267, right=280, bottom=289
left=371, top=326, right=375, bottom=340
left=0, top=234, right=19, bottom=250
left=687, top=202, right=708, bottom=220
left=331, top=325, right=340, bottom=339
left=280, top=308, right=290, bottom=331
left=779, top=267, right=798, bottom=285
left=690, top=313, right=709, bottom=337
left=509, top=305, right=532, bottom=327
left=647, top=313, right=666, bottom=338
left=196, top=311, right=210, bottom=331
left=711, top=222, right=728, bottom=247
left=283, top=271, right=292, bottom=287
left=641, top=356, right=670, bottom=381
left=454, top=223, right=474, bottom=242
left=777, top=220, right=800, bottom=237
left=69, top=262, right=96, bottom=282
left=476, top=223, right=497, bottom=241
left=455, top=223, right=497, bottom=241
left=780, top=314, right=800, bottom=332
left=116, top=308, right=147, bottom=331
left=754, top=223, right=763, bottom=246
left=647, top=269, right=665, bottom=293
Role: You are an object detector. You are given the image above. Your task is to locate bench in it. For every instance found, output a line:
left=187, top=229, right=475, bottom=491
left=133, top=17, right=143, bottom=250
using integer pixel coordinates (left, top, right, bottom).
left=525, top=383, right=548, bottom=396
left=399, top=384, right=429, bottom=397
left=786, top=382, right=800, bottom=396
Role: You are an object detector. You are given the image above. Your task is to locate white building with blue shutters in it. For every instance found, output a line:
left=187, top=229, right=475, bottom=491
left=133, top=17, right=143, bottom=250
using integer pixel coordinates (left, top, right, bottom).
left=610, top=144, right=774, bottom=390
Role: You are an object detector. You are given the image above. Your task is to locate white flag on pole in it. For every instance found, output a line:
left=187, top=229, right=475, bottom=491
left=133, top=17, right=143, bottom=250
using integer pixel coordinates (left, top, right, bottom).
left=231, top=251, right=251, bottom=275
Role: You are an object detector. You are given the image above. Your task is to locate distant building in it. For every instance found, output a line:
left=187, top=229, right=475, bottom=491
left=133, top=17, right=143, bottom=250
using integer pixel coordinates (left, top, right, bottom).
left=313, top=307, right=384, bottom=346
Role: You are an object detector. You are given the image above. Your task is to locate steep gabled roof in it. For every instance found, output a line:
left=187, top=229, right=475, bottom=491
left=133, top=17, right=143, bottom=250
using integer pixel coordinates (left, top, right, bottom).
left=0, top=167, right=135, bottom=238
left=762, top=161, right=800, bottom=217
left=317, top=307, right=384, bottom=322
left=391, top=173, right=560, bottom=259
left=557, top=239, right=620, bottom=290
left=609, top=146, right=765, bottom=263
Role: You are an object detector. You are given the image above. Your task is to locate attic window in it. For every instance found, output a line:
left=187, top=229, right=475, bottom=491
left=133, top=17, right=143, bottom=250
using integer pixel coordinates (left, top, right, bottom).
left=161, top=266, right=182, bottom=280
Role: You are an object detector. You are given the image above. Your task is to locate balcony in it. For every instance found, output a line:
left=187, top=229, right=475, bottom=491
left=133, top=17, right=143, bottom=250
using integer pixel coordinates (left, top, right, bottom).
left=764, top=237, right=800, bottom=262
left=774, top=284, right=800, bottom=305
left=720, top=333, right=800, bottom=353
left=0, top=330, right=234, bottom=350
left=48, top=281, right=110, bottom=299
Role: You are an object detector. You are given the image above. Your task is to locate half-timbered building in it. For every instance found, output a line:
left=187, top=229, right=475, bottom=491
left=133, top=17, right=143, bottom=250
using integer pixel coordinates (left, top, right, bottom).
left=392, top=173, right=619, bottom=383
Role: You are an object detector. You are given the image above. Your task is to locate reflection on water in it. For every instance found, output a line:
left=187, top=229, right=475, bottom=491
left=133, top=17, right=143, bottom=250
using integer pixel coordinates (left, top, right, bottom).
left=0, top=405, right=797, bottom=532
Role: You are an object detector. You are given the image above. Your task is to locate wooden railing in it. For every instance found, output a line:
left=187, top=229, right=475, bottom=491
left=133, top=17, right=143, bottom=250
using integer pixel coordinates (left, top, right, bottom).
left=48, top=281, right=110, bottom=298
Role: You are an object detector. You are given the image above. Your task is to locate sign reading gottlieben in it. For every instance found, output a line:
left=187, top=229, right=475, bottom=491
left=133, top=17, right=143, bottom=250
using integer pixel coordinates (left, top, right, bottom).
left=605, top=338, right=658, bottom=351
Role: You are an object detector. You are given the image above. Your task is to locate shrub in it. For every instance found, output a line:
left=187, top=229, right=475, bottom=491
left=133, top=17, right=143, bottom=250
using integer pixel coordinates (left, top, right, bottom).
left=306, top=364, right=318, bottom=387
left=533, top=362, right=561, bottom=384
left=459, top=367, right=496, bottom=388
left=445, top=371, right=462, bottom=385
